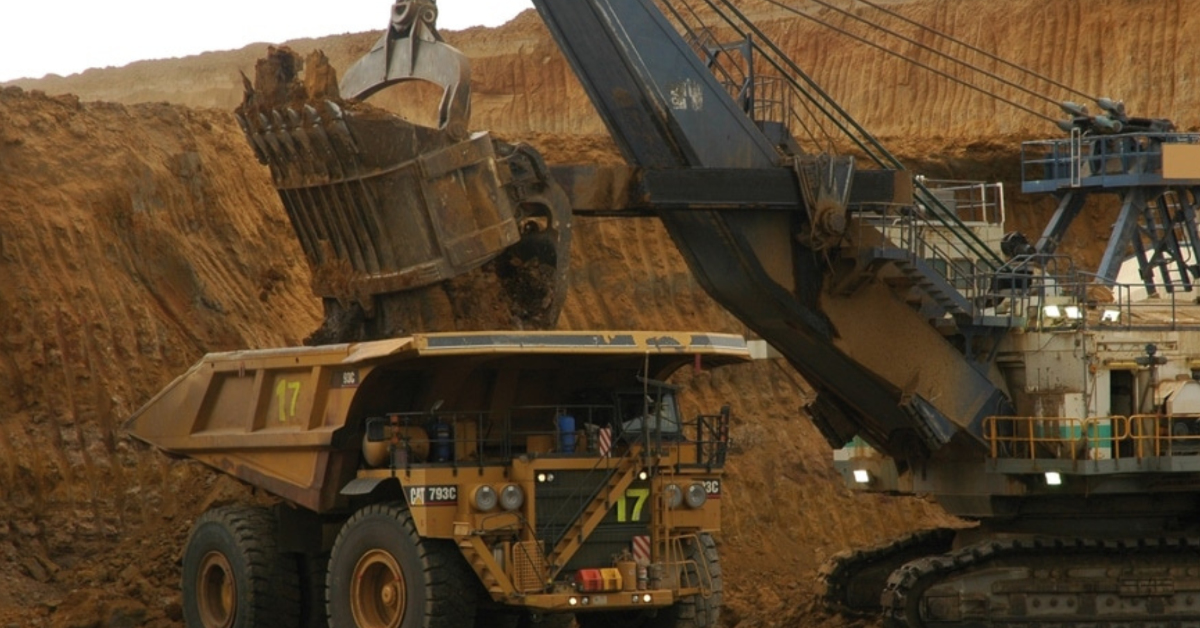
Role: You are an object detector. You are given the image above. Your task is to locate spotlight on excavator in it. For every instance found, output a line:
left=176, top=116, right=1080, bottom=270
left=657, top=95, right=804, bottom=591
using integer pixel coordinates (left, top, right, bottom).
left=1093, top=116, right=1124, bottom=134
left=1096, top=98, right=1126, bottom=117
left=1060, top=101, right=1089, bottom=117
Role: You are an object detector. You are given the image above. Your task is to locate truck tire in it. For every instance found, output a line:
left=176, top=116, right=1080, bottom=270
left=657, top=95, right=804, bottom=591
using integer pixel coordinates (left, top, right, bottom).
left=298, top=551, right=330, bottom=628
left=670, top=533, right=722, bottom=628
left=326, top=502, right=476, bottom=628
left=182, top=504, right=301, bottom=628
left=576, top=534, right=722, bottom=628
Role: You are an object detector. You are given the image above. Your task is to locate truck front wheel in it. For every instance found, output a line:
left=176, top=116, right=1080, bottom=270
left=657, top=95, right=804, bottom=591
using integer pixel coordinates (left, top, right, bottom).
left=326, top=502, right=475, bottom=628
left=181, top=505, right=301, bottom=628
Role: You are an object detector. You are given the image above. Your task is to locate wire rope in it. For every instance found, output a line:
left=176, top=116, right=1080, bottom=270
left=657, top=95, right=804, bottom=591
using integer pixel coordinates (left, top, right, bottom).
left=853, top=0, right=1096, bottom=102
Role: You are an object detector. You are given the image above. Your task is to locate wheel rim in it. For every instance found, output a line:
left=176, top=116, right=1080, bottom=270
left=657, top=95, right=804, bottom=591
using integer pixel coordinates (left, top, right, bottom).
left=197, top=551, right=236, bottom=628
left=351, top=548, right=406, bottom=628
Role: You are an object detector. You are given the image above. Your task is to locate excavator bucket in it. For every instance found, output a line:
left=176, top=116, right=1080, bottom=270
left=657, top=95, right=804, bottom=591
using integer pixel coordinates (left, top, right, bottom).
left=236, top=0, right=571, bottom=343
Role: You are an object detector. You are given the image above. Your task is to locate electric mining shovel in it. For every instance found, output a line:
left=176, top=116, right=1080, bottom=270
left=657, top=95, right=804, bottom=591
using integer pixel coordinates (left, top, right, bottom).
left=236, top=0, right=571, bottom=343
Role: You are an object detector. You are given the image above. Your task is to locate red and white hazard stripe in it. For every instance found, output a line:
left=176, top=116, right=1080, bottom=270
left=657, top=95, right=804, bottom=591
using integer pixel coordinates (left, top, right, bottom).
left=632, top=535, right=651, bottom=564
left=599, top=427, right=612, bottom=457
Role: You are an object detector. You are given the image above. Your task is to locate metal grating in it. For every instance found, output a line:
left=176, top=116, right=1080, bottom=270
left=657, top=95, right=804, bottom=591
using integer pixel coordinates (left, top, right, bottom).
left=513, top=540, right=548, bottom=593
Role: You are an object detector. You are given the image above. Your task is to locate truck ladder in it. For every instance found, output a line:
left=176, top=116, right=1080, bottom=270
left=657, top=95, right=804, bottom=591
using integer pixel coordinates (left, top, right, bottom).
left=546, top=453, right=643, bottom=579
left=455, top=533, right=518, bottom=601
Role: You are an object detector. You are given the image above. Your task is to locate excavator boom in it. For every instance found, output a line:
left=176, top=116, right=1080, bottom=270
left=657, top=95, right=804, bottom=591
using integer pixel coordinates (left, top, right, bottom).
left=532, top=0, right=1011, bottom=462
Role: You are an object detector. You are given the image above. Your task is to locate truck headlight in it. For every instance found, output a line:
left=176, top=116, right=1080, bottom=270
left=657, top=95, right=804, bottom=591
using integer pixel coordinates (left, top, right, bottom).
left=684, top=482, right=707, bottom=509
left=472, top=485, right=498, bottom=511
left=665, top=484, right=683, bottom=509
left=499, top=484, right=525, bottom=511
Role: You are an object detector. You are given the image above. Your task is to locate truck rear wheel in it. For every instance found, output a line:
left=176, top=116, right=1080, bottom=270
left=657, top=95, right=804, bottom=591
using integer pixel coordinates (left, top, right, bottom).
left=182, top=505, right=301, bottom=628
left=326, top=502, right=476, bottom=628
left=576, top=534, right=722, bottom=628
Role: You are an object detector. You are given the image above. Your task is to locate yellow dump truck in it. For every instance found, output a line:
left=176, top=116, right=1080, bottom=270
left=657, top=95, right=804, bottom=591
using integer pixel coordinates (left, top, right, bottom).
left=125, top=331, right=746, bottom=628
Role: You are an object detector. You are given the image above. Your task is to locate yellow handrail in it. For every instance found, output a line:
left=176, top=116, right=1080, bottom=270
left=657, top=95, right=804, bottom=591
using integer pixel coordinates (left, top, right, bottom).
left=1128, top=414, right=1200, bottom=458
left=982, top=415, right=1124, bottom=460
left=982, top=414, right=1200, bottom=461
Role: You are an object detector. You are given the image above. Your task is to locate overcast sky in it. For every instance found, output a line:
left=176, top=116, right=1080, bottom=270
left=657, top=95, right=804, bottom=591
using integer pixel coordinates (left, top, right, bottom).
left=0, top=0, right=535, bottom=82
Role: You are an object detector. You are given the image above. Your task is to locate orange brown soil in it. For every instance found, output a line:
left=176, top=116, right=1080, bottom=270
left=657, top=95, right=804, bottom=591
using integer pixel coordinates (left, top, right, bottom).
left=3, top=0, right=1194, bottom=626
left=0, top=87, right=320, bottom=627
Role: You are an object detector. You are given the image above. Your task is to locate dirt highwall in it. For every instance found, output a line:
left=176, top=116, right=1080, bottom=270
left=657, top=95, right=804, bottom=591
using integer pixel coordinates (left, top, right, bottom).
left=0, top=88, right=324, bottom=627
left=10, top=0, right=1200, bottom=137
left=2, top=0, right=1191, bottom=626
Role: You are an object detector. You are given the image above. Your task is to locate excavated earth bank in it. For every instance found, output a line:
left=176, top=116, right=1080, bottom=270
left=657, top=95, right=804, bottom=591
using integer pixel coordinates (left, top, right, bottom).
left=4, top=0, right=1197, bottom=626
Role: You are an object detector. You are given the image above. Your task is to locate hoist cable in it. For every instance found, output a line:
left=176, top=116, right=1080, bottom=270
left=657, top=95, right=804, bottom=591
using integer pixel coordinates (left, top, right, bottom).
left=760, top=0, right=1057, bottom=123
left=854, top=0, right=1097, bottom=102
left=806, top=0, right=1064, bottom=109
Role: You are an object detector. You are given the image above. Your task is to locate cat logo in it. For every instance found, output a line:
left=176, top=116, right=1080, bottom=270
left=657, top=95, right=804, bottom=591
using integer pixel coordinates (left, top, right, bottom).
left=407, top=485, right=457, bottom=507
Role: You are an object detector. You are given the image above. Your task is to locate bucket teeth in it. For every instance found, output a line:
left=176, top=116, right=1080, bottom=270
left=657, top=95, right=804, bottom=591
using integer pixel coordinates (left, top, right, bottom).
left=304, top=107, right=342, bottom=176
left=325, top=102, right=359, bottom=158
left=241, top=101, right=370, bottom=192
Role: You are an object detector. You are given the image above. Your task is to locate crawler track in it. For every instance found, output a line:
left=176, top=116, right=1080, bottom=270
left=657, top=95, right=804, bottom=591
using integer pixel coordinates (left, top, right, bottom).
left=820, top=528, right=957, bottom=616
left=882, top=536, right=1200, bottom=628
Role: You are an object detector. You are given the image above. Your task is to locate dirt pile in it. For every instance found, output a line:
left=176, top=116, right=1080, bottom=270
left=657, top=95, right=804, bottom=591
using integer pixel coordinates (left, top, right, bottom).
left=241, top=47, right=341, bottom=108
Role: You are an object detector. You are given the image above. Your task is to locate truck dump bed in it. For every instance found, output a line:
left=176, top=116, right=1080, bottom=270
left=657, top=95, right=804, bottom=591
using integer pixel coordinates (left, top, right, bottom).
left=124, top=331, right=750, bottom=512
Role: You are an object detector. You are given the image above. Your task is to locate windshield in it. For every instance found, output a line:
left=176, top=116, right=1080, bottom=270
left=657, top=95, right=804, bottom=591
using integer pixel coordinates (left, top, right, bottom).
left=619, top=390, right=680, bottom=436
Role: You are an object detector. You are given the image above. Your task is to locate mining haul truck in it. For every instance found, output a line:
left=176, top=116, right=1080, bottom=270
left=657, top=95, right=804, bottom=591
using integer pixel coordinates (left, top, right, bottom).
left=125, top=331, right=744, bottom=628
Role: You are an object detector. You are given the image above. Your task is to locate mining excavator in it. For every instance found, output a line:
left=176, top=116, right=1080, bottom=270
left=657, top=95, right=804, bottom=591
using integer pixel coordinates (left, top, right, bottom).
left=129, top=0, right=1200, bottom=627
left=511, top=2, right=1200, bottom=627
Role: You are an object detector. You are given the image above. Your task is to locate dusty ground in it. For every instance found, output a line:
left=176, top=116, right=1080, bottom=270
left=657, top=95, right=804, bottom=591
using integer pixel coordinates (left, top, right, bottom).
left=3, top=0, right=1193, bottom=626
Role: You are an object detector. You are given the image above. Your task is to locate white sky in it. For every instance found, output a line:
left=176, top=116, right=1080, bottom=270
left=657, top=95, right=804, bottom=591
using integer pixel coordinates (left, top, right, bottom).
left=0, top=0, right=534, bottom=82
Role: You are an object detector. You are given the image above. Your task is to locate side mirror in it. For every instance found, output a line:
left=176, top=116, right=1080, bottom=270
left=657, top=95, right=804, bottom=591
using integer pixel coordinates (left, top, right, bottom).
left=366, top=417, right=389, bottom=442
